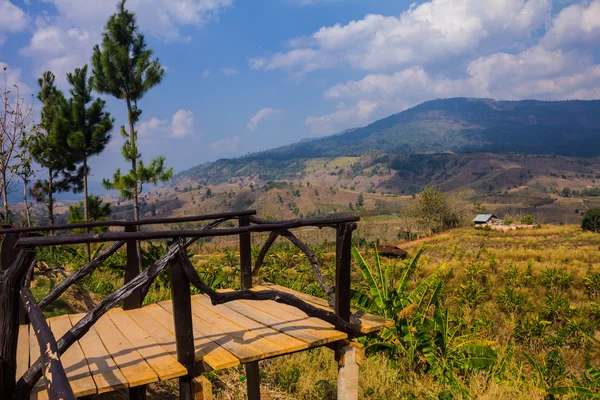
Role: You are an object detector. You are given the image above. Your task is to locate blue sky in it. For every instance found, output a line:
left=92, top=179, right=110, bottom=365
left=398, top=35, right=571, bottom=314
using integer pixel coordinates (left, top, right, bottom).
left=1, top=0, right=599, bottom=185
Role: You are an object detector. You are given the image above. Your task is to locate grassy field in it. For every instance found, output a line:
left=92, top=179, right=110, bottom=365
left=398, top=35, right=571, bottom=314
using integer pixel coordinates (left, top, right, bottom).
left=29, top=223, right=600, bottom=399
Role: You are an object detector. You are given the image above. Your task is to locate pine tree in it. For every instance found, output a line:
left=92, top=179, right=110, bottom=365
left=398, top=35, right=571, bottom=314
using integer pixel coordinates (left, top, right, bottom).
left=92, top=0, right=172, bottom=221
left=62, top=64, right=114, bottom=226
left=68, top=195, right=111, bottom=233
left=30, top=71, right=78, bottom=225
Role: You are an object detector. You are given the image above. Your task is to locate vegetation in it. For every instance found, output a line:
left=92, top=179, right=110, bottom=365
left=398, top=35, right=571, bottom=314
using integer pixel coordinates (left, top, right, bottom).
left=93, top=0, right=172, bottom=221
left=0, top=68, right=34, bottom=222
left=24, top=222, right=600, bottom=398
left=61, top=64, right=114, bottom=228
left=67, top=195, right=111, bottom=232
left=30, top=71, right=79, bottom=225
left=582, top=208, right=600, bottom=233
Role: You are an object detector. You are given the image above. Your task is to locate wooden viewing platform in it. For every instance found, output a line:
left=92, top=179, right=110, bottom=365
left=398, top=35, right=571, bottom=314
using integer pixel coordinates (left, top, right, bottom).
left=0, top=211, right=390, bottom=400
left=21, top=285, right=390, bottom=398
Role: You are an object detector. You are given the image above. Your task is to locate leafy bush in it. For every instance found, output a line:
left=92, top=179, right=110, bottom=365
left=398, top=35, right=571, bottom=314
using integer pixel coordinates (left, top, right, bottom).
left=521, top=215, right=535, bottom=225
left=582, top=208, right=600, bottom=233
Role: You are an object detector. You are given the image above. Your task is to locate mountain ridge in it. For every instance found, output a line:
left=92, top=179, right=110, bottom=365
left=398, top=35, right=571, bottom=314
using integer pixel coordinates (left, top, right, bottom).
left=178, top=97, right=600, bottom=185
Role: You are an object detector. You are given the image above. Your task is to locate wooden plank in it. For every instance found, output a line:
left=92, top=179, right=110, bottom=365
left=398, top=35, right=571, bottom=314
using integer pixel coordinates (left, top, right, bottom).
left=68, top=314, right=128, bottom=394
left=223, top=300, right=347, bottom=346
left=260, top=284, right=393, bottom=333
left=192, top=296, right=307, bottom=354
left=93, top=314, right=158, bottom=388
left=140, top=304, right=239, bottom=371
left=250, top=291, right=339, bottom=330
left=158, top=301, right=265, bottom=364
left=48, top=315, right=97, bottom=397
left=16, top=324, right=29, bottom=380
left=108, top=308, right=187, bottom=381
left=189, top=298, right=292, bottom=358
left=28, top=324, right=47, bottom=400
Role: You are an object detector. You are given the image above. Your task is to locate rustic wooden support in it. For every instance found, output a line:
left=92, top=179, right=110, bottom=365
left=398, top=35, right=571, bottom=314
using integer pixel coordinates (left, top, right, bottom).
left=0, top=210, right=258, bottom=234
left=170, top=242, right=196, bottom=400
left=0, top=247, right=35, bottom=399
left=252, top=229, right=334, bottom=306
left=20, top=287, right=76, bottom=400
left=337, top=345, right=359, bottom=400
left=335, top=223, right=354, bottom=323
left=252, top=231, right=279, bottom=276
left=12, top=240, right=184, bottom=399
left=0, top=233, right=19, bottom=271
left=124, top=225, right=142, bottom=310
left=192, top=376, right=212, bottom=400
left=38, top=241, right=125, bottom=310
left=239, top=215, right=260, bottom=400
left=279, top=230, right=335, bottom=306
left=16, top=216, right=361, bottom=248
left=179, top=254, right=360, bottom=335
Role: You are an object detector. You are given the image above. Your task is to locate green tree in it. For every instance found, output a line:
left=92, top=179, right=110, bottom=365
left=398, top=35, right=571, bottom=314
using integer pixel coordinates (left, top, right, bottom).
left=412, top=186, right=465, bottom=233
left=92, top=0, right=172, bottom=221
left=68, top=195, right=111, bottom=233
left=62, top=64, right=114, bottom=226
left=357, top=193, right=364, bottom=208
left=30, top=71, right=78, bottom=225
left=582, top=208, right=600, bottom=233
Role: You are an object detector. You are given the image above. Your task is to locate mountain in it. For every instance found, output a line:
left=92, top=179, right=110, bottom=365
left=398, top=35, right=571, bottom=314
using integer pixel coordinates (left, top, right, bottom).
left=179, top=97, right=600, bottom=185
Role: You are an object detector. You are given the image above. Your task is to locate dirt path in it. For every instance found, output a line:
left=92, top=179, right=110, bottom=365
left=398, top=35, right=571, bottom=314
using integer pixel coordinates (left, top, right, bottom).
left=396, top=230, right=453, bottom=249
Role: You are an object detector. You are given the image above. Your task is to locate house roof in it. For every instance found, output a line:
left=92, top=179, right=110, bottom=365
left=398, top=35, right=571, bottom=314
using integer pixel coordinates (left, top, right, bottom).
left=473, top=214, right=497, bottom=223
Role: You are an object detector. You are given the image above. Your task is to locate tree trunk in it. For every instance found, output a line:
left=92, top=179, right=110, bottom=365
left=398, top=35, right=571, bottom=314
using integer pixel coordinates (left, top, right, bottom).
left=48, top=170, right=54, bottom=226
left=22, top=182, right=30, bottom=227
left=126, top=100, right=139, bottom=222
left=1, top=173, right=8, bottom=224
left=83, top=155, right=91, bottom=262
left=0, top=246, right=35, bottom=398
left=125, top=99, right=142, bottom=282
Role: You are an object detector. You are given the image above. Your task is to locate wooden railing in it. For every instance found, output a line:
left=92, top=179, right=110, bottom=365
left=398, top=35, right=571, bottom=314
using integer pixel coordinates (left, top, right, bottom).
left=0, top=210, right=359, bottom=400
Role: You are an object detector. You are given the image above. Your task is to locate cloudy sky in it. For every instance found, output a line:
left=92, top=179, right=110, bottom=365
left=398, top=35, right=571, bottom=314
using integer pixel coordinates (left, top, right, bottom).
left=1, top=0, right=599, bottom=181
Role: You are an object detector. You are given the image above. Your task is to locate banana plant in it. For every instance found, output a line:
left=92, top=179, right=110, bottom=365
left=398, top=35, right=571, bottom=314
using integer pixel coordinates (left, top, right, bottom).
left=420, top=307, right=497, bottom=390
left=351, top=245, right=445, bottom=319
left=350, top=245, right=447, bottom=359
left=548, top=363, right=600, bottom=399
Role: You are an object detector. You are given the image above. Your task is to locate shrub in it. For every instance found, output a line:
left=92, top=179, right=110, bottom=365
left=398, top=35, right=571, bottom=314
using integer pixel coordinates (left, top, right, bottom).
left=521, top=215, right=535, bottom=225
left=582, top=208, right=600, bottom=233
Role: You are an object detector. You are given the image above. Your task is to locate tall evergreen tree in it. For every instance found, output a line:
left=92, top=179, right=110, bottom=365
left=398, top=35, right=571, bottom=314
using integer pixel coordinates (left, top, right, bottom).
left=92, top=0, right=172, bottom=221
left=63, top=64, right=114, bottom=226
left=30, top=71, right=77, bottom=225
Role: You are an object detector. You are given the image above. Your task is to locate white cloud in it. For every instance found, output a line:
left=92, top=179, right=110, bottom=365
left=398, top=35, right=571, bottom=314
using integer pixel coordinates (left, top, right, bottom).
left=221, top=67, right=239, bottom=75
left=210, top=136, right=242, bottom=153
left=307, top=44, right=600, bottom=135
left=253, top=0, right=551, bottom=73
left=20, top=0, right=232, bottom=87
left=202, top=69, right=211, bottom=78
left=246, top=108, right=280, bottom=131
left=541, top=0, right=600, bottom=50
left=138, top=110, right=196, bottom=138
left=0, top=1, right=27, bottom=35
left=48, top=0, right=233, bottom=41
left=171, top=109, right=195, bottom=138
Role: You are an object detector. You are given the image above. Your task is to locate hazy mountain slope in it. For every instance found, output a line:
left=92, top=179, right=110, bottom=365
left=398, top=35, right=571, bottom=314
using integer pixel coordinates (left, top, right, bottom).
left=179, top=98, right=600, bottom=185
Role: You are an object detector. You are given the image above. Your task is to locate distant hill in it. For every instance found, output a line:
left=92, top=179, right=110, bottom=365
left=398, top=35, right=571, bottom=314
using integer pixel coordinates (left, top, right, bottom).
left=179, top=98, right=600, bottom=185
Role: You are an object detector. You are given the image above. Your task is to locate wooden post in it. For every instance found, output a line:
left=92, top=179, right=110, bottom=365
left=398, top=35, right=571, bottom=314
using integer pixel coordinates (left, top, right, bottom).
left=0, top=247, right=35, bottom=399
left=337, top=345, right=359, bottom=400
left=124, top=225, right=144, bottom=399
left=170, top=248, right=196, bottom=400
left=192, top=376, right=213, bottom=400
left=124, top=225, right=142, bottom=310
left=239, top=215, right=260, bottom=400
left=335, top=223, right=353, bottom=322
left=335, top=223, right=357, bottom=400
